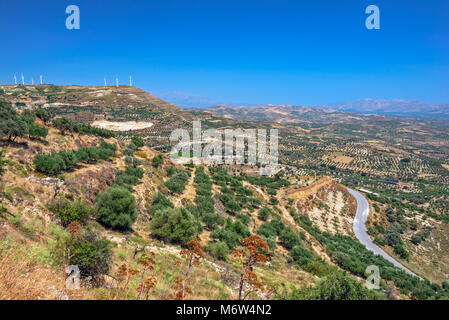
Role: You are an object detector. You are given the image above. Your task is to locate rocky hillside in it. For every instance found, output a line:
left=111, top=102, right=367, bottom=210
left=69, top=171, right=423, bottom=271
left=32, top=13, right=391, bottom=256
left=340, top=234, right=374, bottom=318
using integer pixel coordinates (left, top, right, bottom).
left=1, top=87, right=448, bottom=300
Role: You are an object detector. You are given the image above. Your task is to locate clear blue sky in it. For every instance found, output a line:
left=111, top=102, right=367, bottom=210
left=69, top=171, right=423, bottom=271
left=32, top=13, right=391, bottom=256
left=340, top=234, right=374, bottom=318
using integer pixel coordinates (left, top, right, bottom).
left=0, top=0, right=448, bottom=106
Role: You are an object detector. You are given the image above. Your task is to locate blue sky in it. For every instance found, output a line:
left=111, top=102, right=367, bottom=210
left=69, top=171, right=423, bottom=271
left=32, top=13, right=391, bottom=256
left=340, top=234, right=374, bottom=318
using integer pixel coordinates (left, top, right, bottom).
left=0, top=0, right=448, bottom=106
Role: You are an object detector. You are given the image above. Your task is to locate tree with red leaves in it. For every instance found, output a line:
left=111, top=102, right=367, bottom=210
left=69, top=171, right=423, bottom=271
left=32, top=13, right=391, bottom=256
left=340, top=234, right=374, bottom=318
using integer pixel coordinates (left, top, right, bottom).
left=231, top=234, right=270, bottom=300
left=114, top=252, right=157, bottom=300
left=136, top=252, right=157, bottom=300
left=175, top=238, right=204, bottom=300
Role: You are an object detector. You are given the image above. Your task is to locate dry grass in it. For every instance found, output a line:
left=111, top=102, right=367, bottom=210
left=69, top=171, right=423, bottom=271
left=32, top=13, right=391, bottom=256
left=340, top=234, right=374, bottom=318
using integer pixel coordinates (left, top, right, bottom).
left=0, top=241, right=66, bottom=300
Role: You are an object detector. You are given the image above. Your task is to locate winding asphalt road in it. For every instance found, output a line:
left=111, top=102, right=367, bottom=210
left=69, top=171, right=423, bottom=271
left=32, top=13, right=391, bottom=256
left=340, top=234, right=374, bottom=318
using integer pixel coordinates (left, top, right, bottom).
left=347, top=188, right=422, bottom=279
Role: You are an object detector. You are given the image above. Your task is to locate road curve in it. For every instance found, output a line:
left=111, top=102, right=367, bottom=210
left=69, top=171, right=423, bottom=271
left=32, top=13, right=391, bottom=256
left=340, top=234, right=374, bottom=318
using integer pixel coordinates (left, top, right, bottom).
left=347, top=188, right=422, bottom=279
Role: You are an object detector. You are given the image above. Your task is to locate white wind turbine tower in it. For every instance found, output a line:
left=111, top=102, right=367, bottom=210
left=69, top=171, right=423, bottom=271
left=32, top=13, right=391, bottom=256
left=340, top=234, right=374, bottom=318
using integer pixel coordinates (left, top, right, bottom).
left=40, top=75, right=43, bottom=85
left=129, top=75, right=132, bottom=87
left=14, top=74, right=17, bottom=85
left=31, top=78, right=34, bottom=85
left=104, top=77, right=107, bottom=86
left=116, top=77, right=118, bottom=88
left=21, top=74, right=24, bottom=85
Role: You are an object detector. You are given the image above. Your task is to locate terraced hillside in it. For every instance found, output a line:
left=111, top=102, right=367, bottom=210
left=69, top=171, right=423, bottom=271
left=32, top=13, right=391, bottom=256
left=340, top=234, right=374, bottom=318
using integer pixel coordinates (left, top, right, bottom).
left=1, top=86, right=449, bottom=300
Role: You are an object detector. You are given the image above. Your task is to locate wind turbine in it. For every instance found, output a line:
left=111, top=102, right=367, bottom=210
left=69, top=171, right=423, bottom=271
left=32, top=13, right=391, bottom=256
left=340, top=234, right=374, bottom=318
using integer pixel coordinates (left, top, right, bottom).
left=104, top=77, right=107, bottom=86
left=116, top=77, right=118, bottom=88
left=21, top=74, right=24, bottom=85
left=14, top=74, right=17, bottom=85
left=129, top=75, right=132, bottom=87
left=31, top=78, right=34, bottom=85
left=40, top=75, right=43, bottom=85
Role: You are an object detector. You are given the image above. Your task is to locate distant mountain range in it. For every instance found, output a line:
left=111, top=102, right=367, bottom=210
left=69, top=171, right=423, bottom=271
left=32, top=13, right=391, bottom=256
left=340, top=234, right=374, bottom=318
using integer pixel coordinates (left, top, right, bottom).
left=196, top=104, right=379, bottom=124
left=187, top=99, right=449, bottom=123
left=316, top=99, right=449, bottom=117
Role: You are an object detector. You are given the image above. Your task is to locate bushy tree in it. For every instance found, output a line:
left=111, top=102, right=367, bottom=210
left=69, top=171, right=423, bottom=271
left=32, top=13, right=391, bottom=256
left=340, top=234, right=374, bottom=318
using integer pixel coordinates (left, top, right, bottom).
left=48, top=197, right=94, bottom=227
left=165, top=170, right=190, bottom=193
left=34, top=152, right=66, bottom=174
left=258, top=207, right=271, bottom=221
left=279, top=229, right=300, bottom=250
left=0, top=110, right=28, bottom=142
left=290, top=245, right=314, bottom=267
left=0, top=118, right=28, bottom=142
left=202, top=212, right=225, bottom=229
left=52, top=117, right=74, bottom=134
left=122, top=142, right=138, bottom=156
left=131, top=136, right=145, bottom=148
left=150, top=206, right=198, bottom=244
left=231, top=235, right=270, bottom=300
left=35, top=108, right=53, bottom=124
left=125, top=156, right=142, bottom=168
left=148, top=192, right=173, bottom=216
left=28, top=122, right=48, bottom=139
left=206, top=241, right=229, bottom=261
left=70, top=231, right=113, bottom=280
left=306, top=271, right=375, bottom=300
left=151, top=154, right=163, bottom=168
left=95, top=185, right=137, bottom=230
left=211, top=218, right=250, bottom=249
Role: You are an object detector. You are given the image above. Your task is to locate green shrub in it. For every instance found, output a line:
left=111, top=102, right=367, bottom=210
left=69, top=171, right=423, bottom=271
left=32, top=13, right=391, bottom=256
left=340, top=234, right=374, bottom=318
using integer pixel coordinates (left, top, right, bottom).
left=35, top=108, right=53, bottom=124
left=165, top=170, right=190, bottom=193
left=269, top=196, right=279, bottom=205
left=47, top=198, right=94, bottom=227
left=279, top=229, right=301, bottom=250
left=34, top=142, right=116, bottom=175
left=148, top=192, right=173, bottom=216
left=235, top=214, right=250, bottom=226
left=131, top=136, right=144, bottom=148
left=410, top=227, right=432, bottom=245
left=290, top=245, right=314, bottom=267
left=210, top=218, right=250, bottom=249
left=206, top=241, right=229, bottom=261
left=125, top=156, right=142, bottom=168
left=0, top=100, right=28, bottom=141
left=122, top=142, right=137, bottom=156
left=95, top=185, right=137, bottom=230
left=151, top=154, right=163, bottom=167
left=70, top=232, right=113, bottom=280
left=219, top=193, right=241, bottom=215
left=258, top=207, right=271, bottom=221
left=202, top=212, right=224, bottom=229
left=34, top=153, right=66, bottom=174
left=52, top=117, right=74, bottom=134
left=114, top=173, right=139, bottom=187
left=28, top=122, right=48, bottom=139
left=150, top=206, right=198, bottom=244
left=305, top=271, right=381, bottom=300
left=393, top=244, right=409, bottom=260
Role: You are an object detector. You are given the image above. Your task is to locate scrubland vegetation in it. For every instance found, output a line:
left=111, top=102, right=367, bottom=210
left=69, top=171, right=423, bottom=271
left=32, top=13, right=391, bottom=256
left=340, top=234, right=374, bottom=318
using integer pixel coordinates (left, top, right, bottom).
left=1, top=86, right=448, bottom=301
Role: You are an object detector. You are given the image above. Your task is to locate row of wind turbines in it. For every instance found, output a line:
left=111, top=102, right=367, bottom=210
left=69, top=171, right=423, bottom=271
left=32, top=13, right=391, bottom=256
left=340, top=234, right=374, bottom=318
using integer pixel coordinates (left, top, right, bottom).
left=13, top=74, right=43, bottom=85
left=13, top=75, right=133, bottom=87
